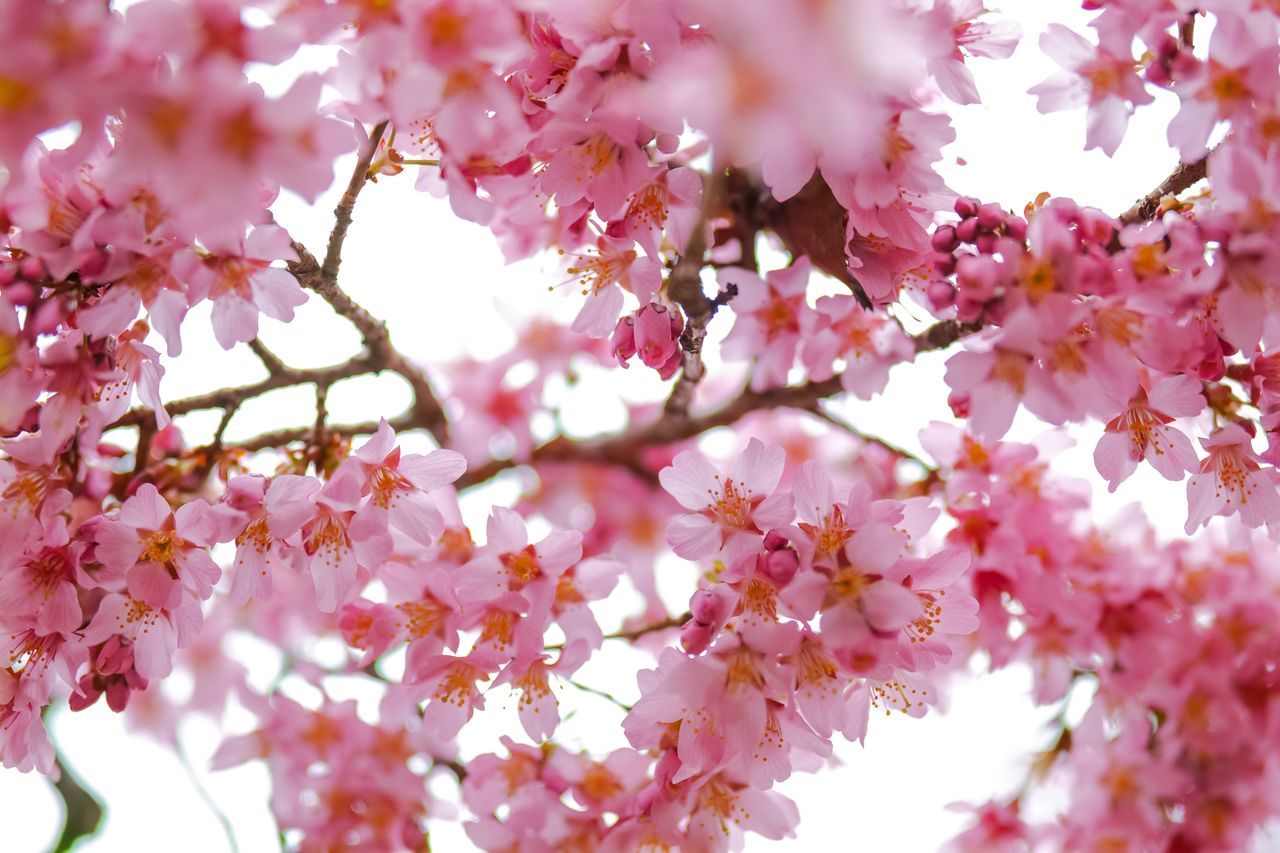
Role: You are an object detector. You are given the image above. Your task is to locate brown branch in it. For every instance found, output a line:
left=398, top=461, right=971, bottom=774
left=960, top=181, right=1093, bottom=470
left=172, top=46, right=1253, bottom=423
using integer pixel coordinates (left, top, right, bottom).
left=215, top=417, right=408, bottom=455
left=323, top=120, right=388, bottom=284
left=247, top=338, right=285, bottom=375
left=664, top=173, right=719, bottom=419
left=52, top=752, right=104, bottom=852
left=289, top=243, right=450, bottom=444
left=110, top=355, right=380, bottom=429
left=457, top=318, right=978, bottom=490
left=1117, top=151, right=1210, bottom=226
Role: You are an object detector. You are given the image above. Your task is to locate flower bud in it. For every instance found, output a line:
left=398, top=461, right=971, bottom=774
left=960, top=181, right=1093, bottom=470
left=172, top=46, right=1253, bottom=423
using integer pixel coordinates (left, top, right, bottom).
left=760, top=548, right=799, bottom=586
left=931, top=225, right=959, bottom=253
left=977, top=203, right=1005, bottom=230
left=927, top=281, right=956, bottom=310
left=689, top=587, right=728, bottom=626
left=954, top=196, right=980, bottom=218
left=680, top=619, right=716, bottom=655
left=763, top=529, right=790, bottom=551
left=956, top=217, right=980, bottom=243
left=610, top=315, right=636, bottom=366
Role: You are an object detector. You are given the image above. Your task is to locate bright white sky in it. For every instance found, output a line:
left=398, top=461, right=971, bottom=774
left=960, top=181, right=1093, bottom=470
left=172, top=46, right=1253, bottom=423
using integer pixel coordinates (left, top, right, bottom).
left=3, top=1, right=1219, bottom=850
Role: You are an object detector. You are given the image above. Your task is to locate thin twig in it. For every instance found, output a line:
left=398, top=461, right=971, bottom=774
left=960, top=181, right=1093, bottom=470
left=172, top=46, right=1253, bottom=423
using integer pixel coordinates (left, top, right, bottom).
left=247, top=338, right=285, bottom=375
left=51, top=751, right=104, bottom=853
left=566, top=679, right=633, bottom=711
left=111, top=355, right=379, bottom=429
left=808, top=404, right=935, bottom=471
left=1116, top=150, right=1211, bottom=226
left=457, top=317, right=980, bottom=489
left=176, top=740, right=240, bottom=853
left=323, top=120, right=388, bottom=284
left=546, top=612, right=688, bottom=651
left=663, top=178, right=717, bottom=420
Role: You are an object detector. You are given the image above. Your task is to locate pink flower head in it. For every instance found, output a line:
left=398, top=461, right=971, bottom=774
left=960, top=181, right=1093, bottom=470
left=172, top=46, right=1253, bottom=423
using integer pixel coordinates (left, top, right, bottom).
left=176, top=224, right=306, bottom=350
left=93, top=484, right=225, bottom=610
left=800, top=292, right=913, bottom=398
left=613, top=302, right=685, bottom=378
left=720, top=260, right=813, bottom=391
left=1094, top=374, right=1203, bottom=492
left=0, top=521, right=84, bottom=636
left=924, top=0, right=1021, bottom=105
left=342, top=420, right=467, bottom=545
left=563, top=234, right=662, bottom=338
left=225, top=473, right=320, bottom=605
left=80, top=591, right=203, bottom=681
left=659, top=439, right=793, bottom=564
left=1029, top=24, right=1153, bottom=156
left=1185, top=423, right=1280, bottom=534
left=455, top=507, right=584, bottom=616
left=616, top=165, right=704, bottom=257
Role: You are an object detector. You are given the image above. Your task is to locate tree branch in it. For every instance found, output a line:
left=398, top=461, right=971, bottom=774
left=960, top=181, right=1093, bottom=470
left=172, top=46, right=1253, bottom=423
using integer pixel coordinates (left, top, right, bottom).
left=52, top=751, right=104, bottom=853
left=110, top=355, right=380, bottom=429
left=323, top=120, right=388, bottom=284
left=1117, top=151, right=1210, bottom=226
left=289, top=242, right=450, bottom=445
left=456, top=317, right=978, bottom=489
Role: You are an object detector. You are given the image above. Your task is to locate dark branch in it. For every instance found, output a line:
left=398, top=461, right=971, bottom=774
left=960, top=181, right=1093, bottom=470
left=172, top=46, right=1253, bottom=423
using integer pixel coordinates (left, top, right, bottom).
left=323, top=120, right=389, bottom=284
left=1117, top=152, right=1210, bottom=226
left=52, top=753, right=104, bottom=853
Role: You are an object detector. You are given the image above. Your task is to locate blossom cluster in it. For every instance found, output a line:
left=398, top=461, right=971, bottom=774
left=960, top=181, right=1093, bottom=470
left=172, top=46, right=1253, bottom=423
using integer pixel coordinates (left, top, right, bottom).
left=8, top=0, right=1280, bottom=850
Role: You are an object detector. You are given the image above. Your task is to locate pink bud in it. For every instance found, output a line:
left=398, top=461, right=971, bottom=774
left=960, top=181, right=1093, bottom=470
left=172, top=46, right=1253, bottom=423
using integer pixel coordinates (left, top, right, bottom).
left=954, top=196, right=980, bottom=218
left=610, top=315, right=637, bottom=366
left=635, top=303, right=681, bottom=370
left=975, top=233, right=998, bottom=255
left=977, top=203, right=1005, bottom=230
left=1003, top=216, right=1027, bottom=242
left=97, top=635, right=133, bottom=676
left=932, top=252, right=957, bottom=277
left=689, top=587, right=728, bottom=625
left=680, top=619, right=715, bottom=655
left=19, top=257, right=44, bottom=282
left=948, top=391, right=971, bottom=419
left=927, top=281, right=956, bottom=310
left=760, top=548, right=799, bottom=586
left=956, top=218, right=979, bottom=243
left=763, top=529, right=789, bottom=551
left=931, top=225, right=959, bottom=253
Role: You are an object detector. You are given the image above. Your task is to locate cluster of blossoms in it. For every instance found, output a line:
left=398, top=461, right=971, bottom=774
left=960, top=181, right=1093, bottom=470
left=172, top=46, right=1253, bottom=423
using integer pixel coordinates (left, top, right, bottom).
left=7, top=0, right=1280, bottom=850
left=927, top=426, right=1280, bottom=851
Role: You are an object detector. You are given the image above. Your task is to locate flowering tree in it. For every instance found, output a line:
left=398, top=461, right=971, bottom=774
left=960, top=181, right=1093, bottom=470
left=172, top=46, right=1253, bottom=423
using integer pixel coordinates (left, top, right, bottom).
left=7, top=0, right=1280, bottom=849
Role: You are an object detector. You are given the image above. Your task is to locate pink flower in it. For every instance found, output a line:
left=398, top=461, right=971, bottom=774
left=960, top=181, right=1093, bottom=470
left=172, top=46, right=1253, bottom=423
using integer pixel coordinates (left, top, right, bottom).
left=659, top=439, right=792, bottom=564
left=455, top=507, right=583, bottom=616
left=93, top=484, right=224, bottom=610
left=340, top=419, right=467, bottom=545
left=81, top=591, right=203, bottom=681
left=720, top=260, right=813, bottom=391
left=1029, top=24, right=1153, bottom=156
left=924, top=0, right=1020, bottom=105
left=563, top=235, right=662, bottom=338
left=175, top=224, right=306, bottom=350
left=223, top=473, right=320, bottom=605
left=1185, top=423, right=1280, bottom=534
left=1094, top=374, right=1202, bottom=492
left=800, top=293, right=913, bottom=398
left=411, top=653, right=492, bottom=739
left=0, top=522, right=84, bottom=636
left=616, top=165, right=703, bottom=257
